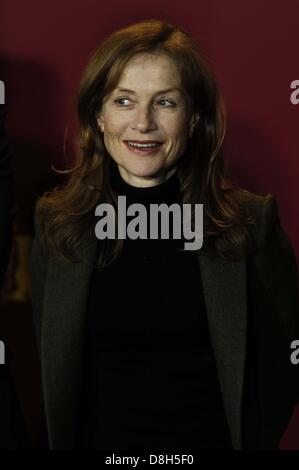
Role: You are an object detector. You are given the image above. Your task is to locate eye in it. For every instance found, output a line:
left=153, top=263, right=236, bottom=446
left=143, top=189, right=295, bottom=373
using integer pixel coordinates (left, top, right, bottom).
left=157, top=99, right=176, bottom=107
left=113, top=97, right=131, bottom=106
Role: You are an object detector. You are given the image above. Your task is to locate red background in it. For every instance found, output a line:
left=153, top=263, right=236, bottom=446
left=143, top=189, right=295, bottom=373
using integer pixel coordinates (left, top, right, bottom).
left=0, top=0, right=298, bottom=449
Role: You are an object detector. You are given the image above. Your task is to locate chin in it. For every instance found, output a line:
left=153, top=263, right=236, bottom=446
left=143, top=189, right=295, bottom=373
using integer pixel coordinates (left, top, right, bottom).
left=121, top=160, right=166, bottom=180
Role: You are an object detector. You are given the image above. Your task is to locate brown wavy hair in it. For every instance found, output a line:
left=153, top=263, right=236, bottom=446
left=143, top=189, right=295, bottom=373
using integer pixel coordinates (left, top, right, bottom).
left=36, top=19, right=256, bottom=269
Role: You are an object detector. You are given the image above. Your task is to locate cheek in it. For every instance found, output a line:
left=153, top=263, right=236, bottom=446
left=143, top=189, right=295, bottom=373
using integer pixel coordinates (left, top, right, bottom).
left=104, top=112, right=128, bottom=136
left=160, top=113, right=189, bottom=140
left=160, top=116, right=189, bottom=156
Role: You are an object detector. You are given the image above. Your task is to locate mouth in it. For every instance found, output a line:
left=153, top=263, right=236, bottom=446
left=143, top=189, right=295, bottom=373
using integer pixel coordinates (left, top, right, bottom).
left=123, top=140, right=163, bottom=155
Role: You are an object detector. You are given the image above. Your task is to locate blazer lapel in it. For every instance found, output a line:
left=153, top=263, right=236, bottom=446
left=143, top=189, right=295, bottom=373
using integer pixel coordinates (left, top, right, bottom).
left=41, top=229, right=97, bottom=449
left=198, top=254, right=247, bottom=450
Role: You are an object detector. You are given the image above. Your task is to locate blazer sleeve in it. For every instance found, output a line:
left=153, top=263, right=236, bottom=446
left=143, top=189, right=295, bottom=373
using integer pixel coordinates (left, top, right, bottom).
left=30, top=205, right=49, bottom=359
left=246, top=194, right=299, bottom=448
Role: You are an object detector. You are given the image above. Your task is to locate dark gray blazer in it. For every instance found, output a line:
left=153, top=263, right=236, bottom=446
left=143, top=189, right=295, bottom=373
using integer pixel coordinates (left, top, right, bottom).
left=30, top=192, right=299, bottom=450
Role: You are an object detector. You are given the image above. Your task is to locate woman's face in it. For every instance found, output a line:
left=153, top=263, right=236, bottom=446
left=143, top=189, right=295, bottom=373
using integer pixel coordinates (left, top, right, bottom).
left=97, top=53, right=198, bottom=187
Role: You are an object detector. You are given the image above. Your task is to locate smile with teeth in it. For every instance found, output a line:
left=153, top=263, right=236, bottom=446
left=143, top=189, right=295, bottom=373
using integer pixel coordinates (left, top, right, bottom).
left=127, top=141, right=161, bottom=148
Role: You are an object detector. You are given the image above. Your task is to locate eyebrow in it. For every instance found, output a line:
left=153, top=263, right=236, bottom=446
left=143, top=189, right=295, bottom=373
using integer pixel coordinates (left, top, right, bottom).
left=114, top=87, right=181, bottom=95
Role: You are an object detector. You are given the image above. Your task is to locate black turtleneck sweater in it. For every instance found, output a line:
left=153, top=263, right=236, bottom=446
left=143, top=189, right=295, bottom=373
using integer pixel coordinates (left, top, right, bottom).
left=76, top=161, right=233, bottom=450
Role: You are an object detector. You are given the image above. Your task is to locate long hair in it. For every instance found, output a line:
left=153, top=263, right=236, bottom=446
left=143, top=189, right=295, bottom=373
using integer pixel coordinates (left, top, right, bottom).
left=36, top=19, right=256, bottom=269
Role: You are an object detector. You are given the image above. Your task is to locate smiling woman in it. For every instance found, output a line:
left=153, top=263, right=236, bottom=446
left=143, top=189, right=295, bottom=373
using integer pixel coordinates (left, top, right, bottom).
left=96, top=53, right=194, bottom=188
left=30, top=19, right=299, bottom=451
left=91, top=51, right=201, bottom=248
left=33, top=19, right=256, bottom=269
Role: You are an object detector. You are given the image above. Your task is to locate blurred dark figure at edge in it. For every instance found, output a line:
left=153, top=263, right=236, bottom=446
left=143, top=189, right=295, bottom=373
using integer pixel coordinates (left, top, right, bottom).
left=0, top=103, right=29, bottom=449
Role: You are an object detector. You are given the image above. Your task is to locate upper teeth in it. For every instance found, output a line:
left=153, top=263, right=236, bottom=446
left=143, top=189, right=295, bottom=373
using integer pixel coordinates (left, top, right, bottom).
left=128, top=141, right=160, bottom=148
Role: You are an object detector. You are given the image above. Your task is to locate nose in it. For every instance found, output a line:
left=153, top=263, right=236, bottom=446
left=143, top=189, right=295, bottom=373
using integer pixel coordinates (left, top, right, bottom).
left=132, top=104, right=158, bottom=133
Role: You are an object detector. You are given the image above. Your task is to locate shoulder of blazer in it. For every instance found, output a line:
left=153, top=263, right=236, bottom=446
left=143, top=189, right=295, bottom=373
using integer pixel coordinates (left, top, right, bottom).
left=234, top=190, right=284, bottom=251
left=246, top=193, right=298, bottom=307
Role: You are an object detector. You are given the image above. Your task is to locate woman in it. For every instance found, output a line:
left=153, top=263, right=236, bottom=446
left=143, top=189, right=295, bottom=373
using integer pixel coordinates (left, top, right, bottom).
left=30, top=19, right=299, bottom=450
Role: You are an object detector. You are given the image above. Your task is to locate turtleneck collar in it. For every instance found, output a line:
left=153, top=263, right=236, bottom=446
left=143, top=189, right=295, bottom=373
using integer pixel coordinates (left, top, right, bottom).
left=109, top=159, right=180, bottom=204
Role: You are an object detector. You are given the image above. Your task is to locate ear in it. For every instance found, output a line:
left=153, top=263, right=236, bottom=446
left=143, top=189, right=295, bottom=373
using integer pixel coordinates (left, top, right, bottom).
left=96, top=113, right=104, bottom=133
left=188, top=113, right=200, bottom=138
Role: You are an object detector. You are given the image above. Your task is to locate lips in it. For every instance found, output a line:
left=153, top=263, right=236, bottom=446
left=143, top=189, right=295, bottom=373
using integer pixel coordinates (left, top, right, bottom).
left=125, top=140, right=162, bottom=145
left=123, top=140, right=163, bottom=155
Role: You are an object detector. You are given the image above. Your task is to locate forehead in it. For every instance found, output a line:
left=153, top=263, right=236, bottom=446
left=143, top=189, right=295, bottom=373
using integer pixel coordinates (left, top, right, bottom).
left=115, top=53, right=181, bottom=91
